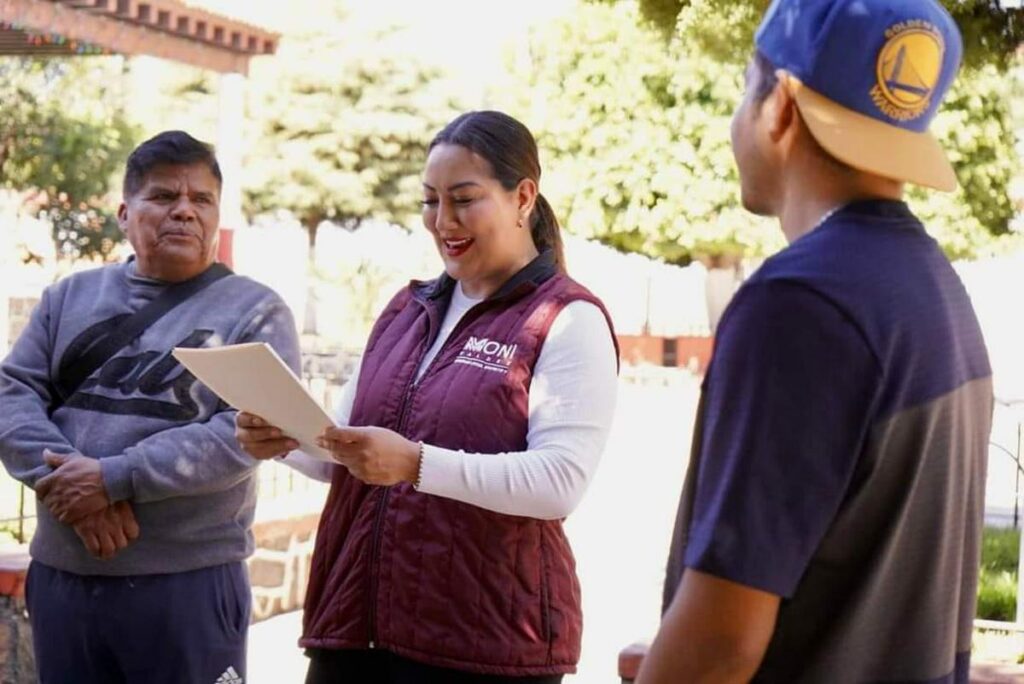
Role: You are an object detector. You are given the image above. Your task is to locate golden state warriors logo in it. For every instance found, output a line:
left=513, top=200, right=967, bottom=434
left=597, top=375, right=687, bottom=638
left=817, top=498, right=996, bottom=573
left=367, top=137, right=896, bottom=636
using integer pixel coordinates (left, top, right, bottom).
left=870, top=20, right=945, bottom=122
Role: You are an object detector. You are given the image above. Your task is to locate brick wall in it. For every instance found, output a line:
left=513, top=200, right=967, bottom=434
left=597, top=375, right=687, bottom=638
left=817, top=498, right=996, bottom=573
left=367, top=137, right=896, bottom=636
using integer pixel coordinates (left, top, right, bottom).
left=249, top=514, right=320, bottom=622
left=618, top=334, right=715, bottom=373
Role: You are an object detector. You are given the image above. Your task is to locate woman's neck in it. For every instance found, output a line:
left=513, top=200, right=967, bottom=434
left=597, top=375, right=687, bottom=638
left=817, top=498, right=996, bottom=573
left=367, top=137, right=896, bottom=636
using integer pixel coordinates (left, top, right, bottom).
left=459, top=247, right=539, bottom=299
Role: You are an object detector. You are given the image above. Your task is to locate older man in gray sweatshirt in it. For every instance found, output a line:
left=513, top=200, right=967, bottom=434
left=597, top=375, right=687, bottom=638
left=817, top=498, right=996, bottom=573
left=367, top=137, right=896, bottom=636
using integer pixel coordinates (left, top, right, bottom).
left=0, top=130, right=300, bottom=684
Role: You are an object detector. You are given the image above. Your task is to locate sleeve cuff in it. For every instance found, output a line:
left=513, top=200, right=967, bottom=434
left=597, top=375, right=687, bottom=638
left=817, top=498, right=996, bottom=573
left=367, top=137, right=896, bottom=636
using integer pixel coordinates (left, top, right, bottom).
left=683, top=524, right=795, bottom=598
left=279, top=450, right=335, bottom=483
left=416, top=444, right=464, bottom=497
left=100, top=455, right=134, bottom=503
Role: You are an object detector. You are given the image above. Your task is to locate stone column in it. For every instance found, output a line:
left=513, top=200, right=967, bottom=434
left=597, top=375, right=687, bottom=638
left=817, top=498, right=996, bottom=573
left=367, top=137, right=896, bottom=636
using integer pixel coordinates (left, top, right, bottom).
left=216, top=71, right=246, bottom=269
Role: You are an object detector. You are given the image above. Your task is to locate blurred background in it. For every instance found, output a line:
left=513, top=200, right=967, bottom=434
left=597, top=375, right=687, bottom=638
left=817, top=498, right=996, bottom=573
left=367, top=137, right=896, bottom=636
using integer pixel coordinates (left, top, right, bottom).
left=2, top=0, right=1024, bottom=680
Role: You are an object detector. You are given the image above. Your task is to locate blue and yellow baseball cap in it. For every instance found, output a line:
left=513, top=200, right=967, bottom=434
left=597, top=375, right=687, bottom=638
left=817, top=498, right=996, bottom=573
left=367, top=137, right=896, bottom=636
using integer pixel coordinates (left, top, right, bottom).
left=756, top=0, right=963, bottom=191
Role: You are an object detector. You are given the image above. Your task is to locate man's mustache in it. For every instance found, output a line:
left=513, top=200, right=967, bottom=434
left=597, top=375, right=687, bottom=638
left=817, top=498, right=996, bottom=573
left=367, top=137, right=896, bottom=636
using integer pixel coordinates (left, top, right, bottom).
left=157, top=225, right=203, bottom=241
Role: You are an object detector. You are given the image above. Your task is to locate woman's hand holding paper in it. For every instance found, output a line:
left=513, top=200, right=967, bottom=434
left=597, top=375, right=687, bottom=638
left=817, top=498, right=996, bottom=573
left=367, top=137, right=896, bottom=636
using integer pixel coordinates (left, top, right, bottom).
left=318, top=426, right=420, bottom=487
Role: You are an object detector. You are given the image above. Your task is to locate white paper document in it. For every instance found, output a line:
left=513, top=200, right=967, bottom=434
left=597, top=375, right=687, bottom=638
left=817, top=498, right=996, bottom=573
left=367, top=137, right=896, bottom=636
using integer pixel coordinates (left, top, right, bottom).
left=172, top=342, right=335, bottom=461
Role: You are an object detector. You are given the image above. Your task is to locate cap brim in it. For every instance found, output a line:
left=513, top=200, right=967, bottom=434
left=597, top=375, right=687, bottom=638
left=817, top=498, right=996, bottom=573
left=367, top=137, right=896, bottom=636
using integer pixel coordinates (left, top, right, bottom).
left=786, top=77, right=958, bottom=192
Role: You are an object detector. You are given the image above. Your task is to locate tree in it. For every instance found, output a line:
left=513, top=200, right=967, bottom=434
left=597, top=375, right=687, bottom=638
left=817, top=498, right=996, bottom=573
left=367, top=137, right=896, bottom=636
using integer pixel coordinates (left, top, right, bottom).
left=617, top=0, right=1024, bottom=69
left=509, top=3, right=783, bottom=264
left=512, top=2, right=1020, bottom=264
left=907, top=62, right=1021, bottom=259
left=243, top=17, right=464, bottom=248
left=0, top=58, right=138, bottom=261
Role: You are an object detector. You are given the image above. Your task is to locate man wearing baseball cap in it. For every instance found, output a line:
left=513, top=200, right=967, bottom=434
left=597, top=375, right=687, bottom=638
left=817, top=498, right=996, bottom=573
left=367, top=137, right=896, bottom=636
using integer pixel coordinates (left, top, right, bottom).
left=638, top=0, right=992, bottom=682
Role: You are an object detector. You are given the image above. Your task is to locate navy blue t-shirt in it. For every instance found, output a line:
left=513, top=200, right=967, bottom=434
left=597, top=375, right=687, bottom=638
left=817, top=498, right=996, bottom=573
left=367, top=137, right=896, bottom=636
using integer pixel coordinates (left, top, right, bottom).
left=663, top=200, right=991, bottom=683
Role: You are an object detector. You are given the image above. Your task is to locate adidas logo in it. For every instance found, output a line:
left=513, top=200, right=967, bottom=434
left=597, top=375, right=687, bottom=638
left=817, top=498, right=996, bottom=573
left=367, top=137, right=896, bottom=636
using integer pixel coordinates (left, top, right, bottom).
left=214, top=666, right=243, bottom=684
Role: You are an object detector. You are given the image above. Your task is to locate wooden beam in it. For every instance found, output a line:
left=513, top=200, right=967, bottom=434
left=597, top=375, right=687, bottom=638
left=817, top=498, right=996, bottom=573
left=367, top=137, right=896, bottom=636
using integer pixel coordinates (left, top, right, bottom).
left=3, top=0, right=264, bottom=72
left=49, top=0, right=279, bottom=56
left=0, top=27, right=102, bottom=55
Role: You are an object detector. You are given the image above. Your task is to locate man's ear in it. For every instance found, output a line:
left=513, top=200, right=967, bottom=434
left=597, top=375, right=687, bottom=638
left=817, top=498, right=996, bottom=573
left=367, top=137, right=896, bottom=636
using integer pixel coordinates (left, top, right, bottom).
left=766, top=71, right=798, bottom=145
left=117, top=202, right=129, bottom=234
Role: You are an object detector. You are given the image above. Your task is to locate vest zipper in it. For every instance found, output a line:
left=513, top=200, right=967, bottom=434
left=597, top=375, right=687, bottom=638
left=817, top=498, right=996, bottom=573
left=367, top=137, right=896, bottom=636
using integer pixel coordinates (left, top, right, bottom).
left=367, top=302, right=442, bottom=649
left=367, top=381, right=415, bottom=649
left=365, top=296, right=501, bottom=648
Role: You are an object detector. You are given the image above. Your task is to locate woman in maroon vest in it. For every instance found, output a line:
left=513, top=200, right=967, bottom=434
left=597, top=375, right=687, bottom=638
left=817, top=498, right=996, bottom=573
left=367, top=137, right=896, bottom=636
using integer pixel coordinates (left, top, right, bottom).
left=236, top=111, right=618, bottom=683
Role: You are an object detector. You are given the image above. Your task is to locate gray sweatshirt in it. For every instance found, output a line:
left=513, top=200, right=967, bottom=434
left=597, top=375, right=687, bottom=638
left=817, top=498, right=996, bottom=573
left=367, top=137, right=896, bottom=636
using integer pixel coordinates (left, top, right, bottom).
left=0, top=259, right=300, bottom=576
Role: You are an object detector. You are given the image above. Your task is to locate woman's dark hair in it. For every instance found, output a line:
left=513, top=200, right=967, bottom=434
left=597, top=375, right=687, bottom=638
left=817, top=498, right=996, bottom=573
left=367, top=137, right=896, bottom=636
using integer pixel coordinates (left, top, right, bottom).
left=123, top=130, right=222, bottom=198
left=429, top=110, right=565, bottom=273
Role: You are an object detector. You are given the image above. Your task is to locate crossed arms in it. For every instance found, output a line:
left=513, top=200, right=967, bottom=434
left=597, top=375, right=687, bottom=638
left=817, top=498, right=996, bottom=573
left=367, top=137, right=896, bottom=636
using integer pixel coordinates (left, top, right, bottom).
left=0, top=288, right=299, bottom=559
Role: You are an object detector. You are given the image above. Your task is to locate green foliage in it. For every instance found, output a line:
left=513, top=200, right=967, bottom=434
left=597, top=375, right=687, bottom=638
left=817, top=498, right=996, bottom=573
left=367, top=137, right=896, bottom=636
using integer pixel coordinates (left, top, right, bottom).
left=511, top=2, right=782, bottom=264
left=672, top=0, right=764, bottom=66
left=977, top=526, right=1020, bottom=621
left=982, top=525, right=1020, bottom=573
left=516, top=2, right=1020, bottom=263
left=615, top=0, right=1024, bottom=70
left=640, top=0, right=692, bottom=37
left=907, top=61, right=1021, bottom=259
left=0, top=476, right=31, bottom=545
left=39, top=200, right=123, bottom=261
left=978, top=569, right=1017, bottom=621
left=244, top=18, right=464, bottom=242
left=0, top=58, right=137, bottom=260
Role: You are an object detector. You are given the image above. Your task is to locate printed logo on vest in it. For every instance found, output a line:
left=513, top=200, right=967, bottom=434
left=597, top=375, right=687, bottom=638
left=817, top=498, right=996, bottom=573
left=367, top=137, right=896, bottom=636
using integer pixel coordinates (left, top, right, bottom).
left=455, top=336, right=518, bottom=374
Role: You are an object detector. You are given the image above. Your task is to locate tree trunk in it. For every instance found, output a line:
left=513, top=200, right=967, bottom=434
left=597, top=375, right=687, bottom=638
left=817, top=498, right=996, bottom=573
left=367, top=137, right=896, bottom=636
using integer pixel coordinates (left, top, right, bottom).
left=302, top=215, right=323, bottom=337
left=305, top=220, right=321, bottom=252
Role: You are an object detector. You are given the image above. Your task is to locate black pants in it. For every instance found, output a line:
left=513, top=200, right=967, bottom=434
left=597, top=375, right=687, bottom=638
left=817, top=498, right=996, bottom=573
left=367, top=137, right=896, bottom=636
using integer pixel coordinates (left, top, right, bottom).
left=26, top=560, right=250, bottom=684
left=305, top=648, right=564, bottom=684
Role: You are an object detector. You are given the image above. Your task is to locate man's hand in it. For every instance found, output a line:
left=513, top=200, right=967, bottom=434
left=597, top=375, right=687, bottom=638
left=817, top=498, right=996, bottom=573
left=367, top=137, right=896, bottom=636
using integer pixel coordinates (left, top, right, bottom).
left=36, top=451, right=110, bottom=524
left=72, top=502, right=140, bottom=560
left=318, top=426, right=420, bottom=486
left=235, top=412, right=299, bottom=460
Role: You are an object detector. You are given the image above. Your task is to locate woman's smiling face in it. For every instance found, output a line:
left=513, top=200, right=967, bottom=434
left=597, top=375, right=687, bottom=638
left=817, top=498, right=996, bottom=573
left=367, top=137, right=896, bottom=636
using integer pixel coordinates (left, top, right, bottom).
left=421, top=143, right=537, bottom=299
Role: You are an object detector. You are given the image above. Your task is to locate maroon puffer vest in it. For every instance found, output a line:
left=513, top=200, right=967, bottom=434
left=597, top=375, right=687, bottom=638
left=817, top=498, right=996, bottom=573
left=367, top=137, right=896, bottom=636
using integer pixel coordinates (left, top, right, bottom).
left=300, top=251, right=616, bottom=676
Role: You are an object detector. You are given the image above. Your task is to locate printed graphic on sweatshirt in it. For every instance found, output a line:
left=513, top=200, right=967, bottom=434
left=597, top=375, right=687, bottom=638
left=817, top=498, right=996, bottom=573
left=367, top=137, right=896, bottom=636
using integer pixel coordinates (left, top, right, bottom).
left=454, top=336, right=518, bottom=375
left=57, top=315, right=217, bottom=420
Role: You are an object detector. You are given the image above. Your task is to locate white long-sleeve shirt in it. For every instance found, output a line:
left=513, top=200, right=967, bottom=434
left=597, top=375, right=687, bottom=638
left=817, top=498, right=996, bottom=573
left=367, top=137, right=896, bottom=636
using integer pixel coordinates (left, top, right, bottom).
left=283, top=282, right=618, bottom=520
